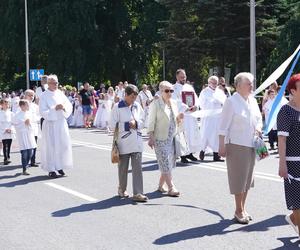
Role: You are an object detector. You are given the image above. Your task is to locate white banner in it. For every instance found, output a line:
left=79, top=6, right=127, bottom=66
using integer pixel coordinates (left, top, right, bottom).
left=254, top=44, right=300, bottom=96
left=190, top=109, right=222, bottom=118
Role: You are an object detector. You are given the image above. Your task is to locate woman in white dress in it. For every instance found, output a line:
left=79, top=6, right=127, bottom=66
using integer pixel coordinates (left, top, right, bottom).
left=94, top=93, right=112, bottom=132
left=71, top=93, right=84, bottom=127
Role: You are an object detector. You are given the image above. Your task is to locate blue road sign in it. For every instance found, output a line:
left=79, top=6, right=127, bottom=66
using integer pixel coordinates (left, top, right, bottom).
left=29, top=69, right=44, bottom=81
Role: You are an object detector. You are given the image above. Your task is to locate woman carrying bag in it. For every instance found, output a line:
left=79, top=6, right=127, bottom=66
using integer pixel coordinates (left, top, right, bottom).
left=148, top=81, right=184, bottom=197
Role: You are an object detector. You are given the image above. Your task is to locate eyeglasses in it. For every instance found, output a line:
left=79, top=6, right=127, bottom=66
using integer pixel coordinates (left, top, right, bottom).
left=164, top=89, right=174, bottom=93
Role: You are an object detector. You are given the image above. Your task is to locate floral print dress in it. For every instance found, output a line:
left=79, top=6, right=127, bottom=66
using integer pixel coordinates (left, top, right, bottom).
left=155, top=106, right=176, bottom=173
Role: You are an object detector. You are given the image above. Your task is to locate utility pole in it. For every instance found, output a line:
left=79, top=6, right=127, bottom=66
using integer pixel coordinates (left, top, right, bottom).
left=25, top=0, right=30, bottom=89
left=162, top=47, right=166, bottom=80
left=250, top=0, right=256, bottom=89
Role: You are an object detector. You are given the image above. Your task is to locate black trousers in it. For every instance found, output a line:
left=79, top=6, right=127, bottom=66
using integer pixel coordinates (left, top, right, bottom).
left=2, top=139, right=12, bottom=161
left=268, top=129, right=278, bottom=148
left=30, top=136, right=38, bottom=164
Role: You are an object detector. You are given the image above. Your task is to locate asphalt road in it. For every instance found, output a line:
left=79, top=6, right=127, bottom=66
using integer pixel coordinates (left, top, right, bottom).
left=0, top=128, right=299, bottom=250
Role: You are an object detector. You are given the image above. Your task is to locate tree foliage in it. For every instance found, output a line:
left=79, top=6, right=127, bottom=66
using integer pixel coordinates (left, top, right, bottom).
left=0, top=0, right=299, bottom=91
left=0, top=0, right=167, bottom=89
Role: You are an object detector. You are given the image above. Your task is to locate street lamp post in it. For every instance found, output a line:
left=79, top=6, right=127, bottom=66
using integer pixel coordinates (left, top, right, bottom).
left=25, top=0, right=30, bottom=89
left=162, top=47, right=166, bottom=80
left=250, top=0, right=256, bottom=89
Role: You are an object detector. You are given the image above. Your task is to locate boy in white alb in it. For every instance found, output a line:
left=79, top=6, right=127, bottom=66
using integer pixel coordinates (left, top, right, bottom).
left=12, top=100, right=37, bottom=175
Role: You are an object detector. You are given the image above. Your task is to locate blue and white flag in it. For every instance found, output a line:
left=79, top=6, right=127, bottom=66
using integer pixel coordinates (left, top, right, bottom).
left=264, top=50, right=300, bottom=134
left=254, top=44, right=300, bottom=96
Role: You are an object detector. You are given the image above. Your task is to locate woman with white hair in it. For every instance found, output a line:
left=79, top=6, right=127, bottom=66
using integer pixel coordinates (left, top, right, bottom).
left=148, top=81, right=184, bottom=197
left=219, top=72, right=262, bottom=224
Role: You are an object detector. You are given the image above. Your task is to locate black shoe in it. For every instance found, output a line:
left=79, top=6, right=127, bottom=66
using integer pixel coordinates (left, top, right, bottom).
left=213, top=157, right=225, bottom=162
left=180, top=156, right=189, bottom=164
left=58, top=170, right=65, bottom=176
left=3, top=160, right=10, bottom=165
left=186, top=153, right=198, bottom=161
left=30, top=163, right=39, bottom=167
left=48, top=172, right=58, bottom=178
left=22, top=170, right=30, bottom=175
left=213, top=152, right=224, bottom=162
left=199, top=151, right=205, bottom=161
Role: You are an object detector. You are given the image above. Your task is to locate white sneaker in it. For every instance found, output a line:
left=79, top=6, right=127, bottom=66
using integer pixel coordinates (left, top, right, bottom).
left=285, top=214, right=299, bottom=234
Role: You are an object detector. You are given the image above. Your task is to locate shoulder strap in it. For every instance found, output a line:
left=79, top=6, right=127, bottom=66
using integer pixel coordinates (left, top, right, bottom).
left=113, top=122, right=119, bottom=143
left=143, top=90, right=149, bottom=99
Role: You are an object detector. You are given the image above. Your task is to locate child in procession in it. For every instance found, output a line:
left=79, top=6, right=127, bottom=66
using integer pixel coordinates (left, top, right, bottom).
left=12, top=100, right=37, bottom=175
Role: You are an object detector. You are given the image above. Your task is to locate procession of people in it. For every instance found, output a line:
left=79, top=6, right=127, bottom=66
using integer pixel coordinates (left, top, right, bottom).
left=0, top=70, right=300, bottom=242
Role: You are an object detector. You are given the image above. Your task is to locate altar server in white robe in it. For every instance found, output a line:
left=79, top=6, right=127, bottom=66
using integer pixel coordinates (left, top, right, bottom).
left=199, top=76, right=227, bottom=161
left=138, top=84, right=153, bottom=128
left=39, top=74, right=73, bottom=178
left=12, top=100, right=37, bottom=175
left=172, top=69, right=201, bottom=163
left=24, top=89, right=40, bottom=167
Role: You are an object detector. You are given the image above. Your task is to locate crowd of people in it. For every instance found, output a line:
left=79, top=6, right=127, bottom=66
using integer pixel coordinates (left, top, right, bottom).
left=0, top=70, right=300, bottom=242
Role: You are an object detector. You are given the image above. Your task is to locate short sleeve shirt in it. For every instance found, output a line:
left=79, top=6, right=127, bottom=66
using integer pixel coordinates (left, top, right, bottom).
left=79, top=89, right=92, bottom=105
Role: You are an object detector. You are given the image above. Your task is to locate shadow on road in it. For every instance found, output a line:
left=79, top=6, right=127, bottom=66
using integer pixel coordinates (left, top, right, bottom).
left=153, top=214, right=287, bottom=245
left=52, top=196, right=134, bottom=217
left=0, top=173, right=22, bottom=181
left=0, top=164, right=22, bottom=172
left=0, top=175, right=50, bottom=188
left=274, top=236, right=299, bottom=249
left=127, top=160, right=158, bottom=173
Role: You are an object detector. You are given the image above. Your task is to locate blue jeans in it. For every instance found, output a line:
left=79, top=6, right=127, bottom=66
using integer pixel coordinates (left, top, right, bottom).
left=82, top=105, right=92, bottom=115
left=21, top=149, right=33, bottom=170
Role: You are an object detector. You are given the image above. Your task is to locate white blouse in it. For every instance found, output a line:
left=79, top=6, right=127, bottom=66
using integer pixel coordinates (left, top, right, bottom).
left=219, top=92, right=262, bottom=148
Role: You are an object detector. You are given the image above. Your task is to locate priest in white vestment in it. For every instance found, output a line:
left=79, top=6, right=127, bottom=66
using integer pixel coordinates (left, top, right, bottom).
left=39, top=74, right=73, bottom=178
left=199, top=76, right=227, bottom=161
left=137, top=84, right=153, bottom=128
left=172, top=69, right=201, bottom=163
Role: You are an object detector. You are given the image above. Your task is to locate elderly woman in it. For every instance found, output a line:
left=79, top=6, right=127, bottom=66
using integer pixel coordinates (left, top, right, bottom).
left=148, top=81, right=183, bottom=197
left=111, top=84, right=148, bottom=202
left=219, top=72, right=262, bottom=224
left=277, top=74, right=300, bottom=239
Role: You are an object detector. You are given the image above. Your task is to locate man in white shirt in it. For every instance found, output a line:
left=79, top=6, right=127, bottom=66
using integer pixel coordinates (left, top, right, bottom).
left=39, top=75, right=73, bottom=178
left=35, top=75, right=48, bottom=105
left=115, top=81, right=125, bottom=102
left=172, top=69, right=201, bottom=163
left=199, top=76, right=227, bottom=161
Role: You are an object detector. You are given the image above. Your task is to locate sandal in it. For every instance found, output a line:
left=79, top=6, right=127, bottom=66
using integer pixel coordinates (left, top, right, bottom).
left=234, top=213, right=249, bottom=224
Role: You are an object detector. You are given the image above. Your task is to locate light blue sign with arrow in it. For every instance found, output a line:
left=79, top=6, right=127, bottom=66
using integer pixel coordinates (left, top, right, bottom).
left=29, top=69, right=44, bottom=81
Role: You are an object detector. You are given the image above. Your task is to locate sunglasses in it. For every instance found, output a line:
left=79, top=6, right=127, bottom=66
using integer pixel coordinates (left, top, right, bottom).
left=164, top=89, right=174, bottom=93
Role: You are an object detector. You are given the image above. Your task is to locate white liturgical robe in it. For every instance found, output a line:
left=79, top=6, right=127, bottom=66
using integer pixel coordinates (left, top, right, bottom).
left=172, top=82, right=201, bottom=153
left=199, top=86, right=227, bottom=152
left=39, top=89, right=73, bottom=172
left=12, top=110, right=37, bottom=151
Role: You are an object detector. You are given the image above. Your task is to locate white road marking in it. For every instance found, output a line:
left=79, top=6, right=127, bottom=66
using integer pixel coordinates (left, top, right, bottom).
left=45, top=182, right=98, bottom=202
left=72, top=140, right=282, bottom=183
